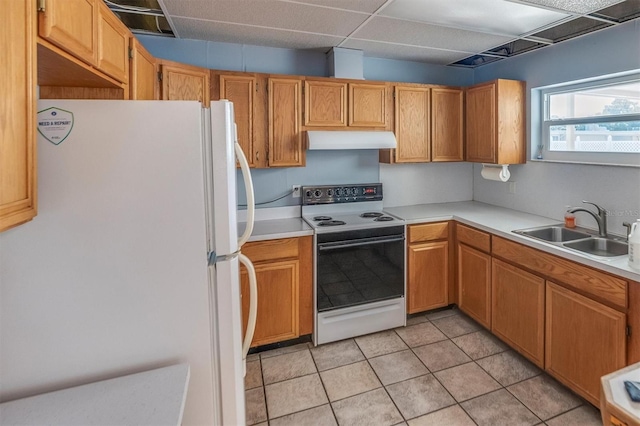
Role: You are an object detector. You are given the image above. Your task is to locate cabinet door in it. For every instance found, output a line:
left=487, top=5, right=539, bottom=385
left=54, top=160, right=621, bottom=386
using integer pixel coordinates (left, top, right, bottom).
left=38, top=0, right=97, bottom=66
left=458, top=243, right=491, bottom=328
left=546, top=281, right=626, bottom=406
left=349, top=83, right=387, bottom=127
left=161, top=62, right=210, bottom=106
left=395, top=86, right=430, bottom=163
left=269, top=78, right=304, bottom=167
left=408, top=241, right=449, bottom=313
left=241, top=260, right=300, bottom=347
left=129, top=38, right=157, bottom=100
left=304, top=80, right=347, bottom=127
left=492, top=258, right=545, bottom=367
left=1, top=0, right=37, bottom=232
left=466, top=82, right=496, bottom=163
left=432, top=88, right=463, bottom=162
left=96, top=2, right=129, bottom=84
left=220, top=75, right=262, bottom=167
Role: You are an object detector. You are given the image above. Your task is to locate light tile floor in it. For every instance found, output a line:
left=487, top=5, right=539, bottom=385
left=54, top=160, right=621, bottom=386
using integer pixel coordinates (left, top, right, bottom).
left=245, top=307, right=602, bottom=426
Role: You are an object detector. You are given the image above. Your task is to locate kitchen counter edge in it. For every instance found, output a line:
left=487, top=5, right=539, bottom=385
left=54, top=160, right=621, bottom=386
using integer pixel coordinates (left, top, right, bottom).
left=385, top=201, right=640, bottom=282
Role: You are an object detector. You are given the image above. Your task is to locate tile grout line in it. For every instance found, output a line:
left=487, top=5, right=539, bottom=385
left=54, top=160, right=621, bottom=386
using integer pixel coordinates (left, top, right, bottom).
left=355, top=334, right=410, bottom=424
left=308, top=345, right=340, bottom=425
left=249, top=307, right=597, bottom=425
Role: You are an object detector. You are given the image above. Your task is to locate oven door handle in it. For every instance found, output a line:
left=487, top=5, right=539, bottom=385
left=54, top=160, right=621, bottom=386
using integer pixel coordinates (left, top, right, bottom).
left=318, top=235, right=405, bottom=251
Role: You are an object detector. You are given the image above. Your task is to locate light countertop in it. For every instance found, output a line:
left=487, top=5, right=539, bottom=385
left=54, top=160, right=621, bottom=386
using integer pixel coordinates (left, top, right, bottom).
left=384, top=201, right=639, bottom=282
left=238, top=206, right=313, bottom=242
left=0, top=364, right=190, bottom=426
left=240, top=217, right=313, bottom=242
left=240, top=201, right=639, bottom=281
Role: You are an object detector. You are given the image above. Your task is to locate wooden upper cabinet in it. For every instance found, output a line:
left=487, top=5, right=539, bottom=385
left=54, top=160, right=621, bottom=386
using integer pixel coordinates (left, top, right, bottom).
left=545, top=281, right=626, bottom=405
left=96, top=1, right=129, bottom=84
left=218, top=74, right=262, bottom=167
left=38, top=0, right=98, bottom=66
left=1, top=0, right=37, bottom=232
left=304, top=80, right=347, bottom=127
left=349, top=83, right=387, bottom=127
left=432, top=87, right=464, bottom=162
left=269, top=77, right=304, bottom=167
left=160, top=60, right=210, bottom=106
left=466, top=79, right=525, bottom=164
left=129, top=37, right=157, bottom=100
left=394, top=86, right=430, bottom=163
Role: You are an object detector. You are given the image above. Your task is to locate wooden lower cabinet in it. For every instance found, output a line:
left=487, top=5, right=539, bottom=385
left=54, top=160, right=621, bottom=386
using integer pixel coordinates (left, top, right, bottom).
left=491, top=258, right=545, bottom=367
left=241, top=259, right=299, bottom=346
left=408, top=241, right=449, bottom=313
left=458, top=243, right=491, bottom=328
left=545, top=281, right=626, bottom=405
left=240, top=236, right=312, bottom=347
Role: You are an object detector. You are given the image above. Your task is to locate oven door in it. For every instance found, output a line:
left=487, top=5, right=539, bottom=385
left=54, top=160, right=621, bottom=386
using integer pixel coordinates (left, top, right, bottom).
left=316, top=225, right=405, bottom=312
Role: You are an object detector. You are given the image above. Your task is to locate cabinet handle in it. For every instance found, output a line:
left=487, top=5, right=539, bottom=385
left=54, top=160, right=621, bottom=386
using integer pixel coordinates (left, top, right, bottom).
left=256, top=151, right=259, bottom=162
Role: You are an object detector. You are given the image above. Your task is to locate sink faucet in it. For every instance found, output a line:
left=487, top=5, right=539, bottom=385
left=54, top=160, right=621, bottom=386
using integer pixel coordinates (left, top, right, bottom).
left=568, top=201, right=608, bottom=237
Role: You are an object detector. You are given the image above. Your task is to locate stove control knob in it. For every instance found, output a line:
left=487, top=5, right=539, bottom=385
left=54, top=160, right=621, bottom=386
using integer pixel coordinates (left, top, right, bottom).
left=352, top=187, right=359, bottom=196
left=326, top=189, right=334, bottom=196
left=336, top=188, right=343, bottom=196
left=305, top=189, right=313, bottom=198
left=314, top=189, right=322, bottom=198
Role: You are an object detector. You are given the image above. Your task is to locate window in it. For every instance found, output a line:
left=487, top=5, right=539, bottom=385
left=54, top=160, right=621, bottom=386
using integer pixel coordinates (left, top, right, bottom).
left=536, top=73, right=640, bottom=167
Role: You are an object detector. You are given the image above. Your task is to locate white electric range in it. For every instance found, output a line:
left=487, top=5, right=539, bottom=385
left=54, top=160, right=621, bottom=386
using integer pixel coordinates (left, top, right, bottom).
left=301, top=183, right=406, bottom=345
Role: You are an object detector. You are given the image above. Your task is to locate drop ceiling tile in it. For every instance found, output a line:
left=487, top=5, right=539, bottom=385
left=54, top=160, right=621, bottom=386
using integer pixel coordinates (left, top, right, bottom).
left=352, top=16, right=513, bottom=52
left=281, top=0, right=389, bottom=13
left=513, top=0, right=625, bottom=13
left=171, top=17, right=345, bottom=50
left=342, top=39, right=472, bottom=64
left=163, top=0, right=369, bottom=36
left=381, top=0, right=569, bottom=35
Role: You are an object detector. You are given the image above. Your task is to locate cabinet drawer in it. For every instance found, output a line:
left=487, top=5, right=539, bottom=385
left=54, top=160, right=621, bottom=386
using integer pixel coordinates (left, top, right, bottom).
left=493, top=236, right=627, bottom=310
left=409, top=222, right=449, bottom=244
left=457, top=223, right=491, bottom=252
left=242, top=238, right=299, bottom=263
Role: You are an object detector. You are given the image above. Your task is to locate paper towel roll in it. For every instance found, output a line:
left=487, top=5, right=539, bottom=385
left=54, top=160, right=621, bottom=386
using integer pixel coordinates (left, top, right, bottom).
left=481, top=165, right=510, bottom=182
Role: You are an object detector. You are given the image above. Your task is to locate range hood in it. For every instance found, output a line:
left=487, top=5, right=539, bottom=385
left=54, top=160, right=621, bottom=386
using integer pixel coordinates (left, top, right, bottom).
left=307, top=131, right=397, bottom=150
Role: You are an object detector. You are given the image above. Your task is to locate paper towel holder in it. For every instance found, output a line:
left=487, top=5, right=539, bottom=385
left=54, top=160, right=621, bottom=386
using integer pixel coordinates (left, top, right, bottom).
left=481, top=164, right=511, bottom=182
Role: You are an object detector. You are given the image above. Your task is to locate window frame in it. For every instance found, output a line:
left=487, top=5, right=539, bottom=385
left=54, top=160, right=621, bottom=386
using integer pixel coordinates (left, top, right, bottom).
left=535, top=72, right=640, bottom=167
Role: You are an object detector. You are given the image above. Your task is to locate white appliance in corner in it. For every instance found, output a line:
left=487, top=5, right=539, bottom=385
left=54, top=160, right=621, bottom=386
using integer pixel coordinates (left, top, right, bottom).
left=0, top=100, right=257, bottom=425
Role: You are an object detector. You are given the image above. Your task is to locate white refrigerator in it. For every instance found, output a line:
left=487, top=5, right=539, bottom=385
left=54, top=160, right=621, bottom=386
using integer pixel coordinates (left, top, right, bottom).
left=0, top=100, right=257, bottom=425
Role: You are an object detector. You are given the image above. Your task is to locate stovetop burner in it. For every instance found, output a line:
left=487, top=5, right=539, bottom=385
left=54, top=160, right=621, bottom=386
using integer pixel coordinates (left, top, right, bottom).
left=374, top=216, right=395, bottom=222
left=317, top=220, right=346, bottom=227
left=360, top=212, right=384, bottom=218
left=313, top=215, right=332, bottom=221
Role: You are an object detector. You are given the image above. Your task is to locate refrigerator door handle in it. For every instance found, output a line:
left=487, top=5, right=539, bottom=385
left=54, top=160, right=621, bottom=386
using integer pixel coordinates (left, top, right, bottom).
left=238, top=253, right=258, bottom=360
left=236, top=129, right=255, bottom=248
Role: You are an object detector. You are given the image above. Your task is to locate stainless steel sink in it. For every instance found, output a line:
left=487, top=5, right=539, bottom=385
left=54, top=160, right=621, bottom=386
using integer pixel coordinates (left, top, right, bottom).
left=513, top=224, right=628, bottom=258
left=516, top=226, right=592, bottom=243
left=563, top=238, right=628, bottom=257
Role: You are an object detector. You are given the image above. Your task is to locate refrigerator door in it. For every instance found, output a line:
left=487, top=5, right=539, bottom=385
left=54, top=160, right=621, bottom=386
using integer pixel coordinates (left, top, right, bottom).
left=210, top=257, right=246, bottom=426
left=207, top=101, right=258, bottom=362
left=209, top=101, right=239, bottom=257
left=1, top=100, right=216, bottom=425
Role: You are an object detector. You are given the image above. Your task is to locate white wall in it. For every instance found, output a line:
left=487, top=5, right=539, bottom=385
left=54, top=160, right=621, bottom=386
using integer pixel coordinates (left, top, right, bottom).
left=381, top=163, right=473, bottom=207
left=472, top=20, right=640, bottom=235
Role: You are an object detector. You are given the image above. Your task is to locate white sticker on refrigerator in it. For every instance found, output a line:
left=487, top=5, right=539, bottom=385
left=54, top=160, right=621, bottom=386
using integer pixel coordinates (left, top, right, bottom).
left=37, top=107, right=74, bottom=145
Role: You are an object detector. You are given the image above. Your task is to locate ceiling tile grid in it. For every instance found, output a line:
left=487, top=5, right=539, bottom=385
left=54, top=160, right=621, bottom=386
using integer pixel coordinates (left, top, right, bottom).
left=113, top=0, right=636, bottom=67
